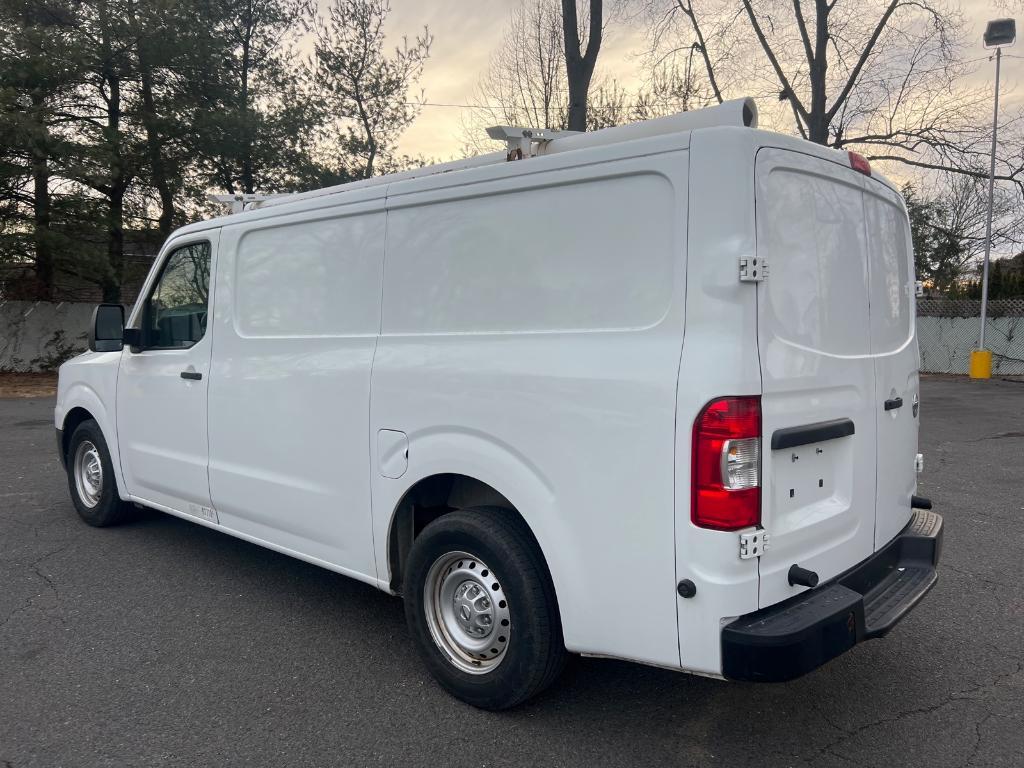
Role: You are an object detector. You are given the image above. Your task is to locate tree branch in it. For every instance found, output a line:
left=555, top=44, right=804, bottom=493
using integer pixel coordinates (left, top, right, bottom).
left=865, top=153, right=1024, bottom=189
left=792, top=0, right=815, bottom=68
left=740, top=0, right=809, bottom=120
left=583, top=0, right=602, bottom=66
left=675, top=1, right=723, bottom=104
left=561, top=0, right=582, bottom=60
left=826, top=0, right=900, bottom=121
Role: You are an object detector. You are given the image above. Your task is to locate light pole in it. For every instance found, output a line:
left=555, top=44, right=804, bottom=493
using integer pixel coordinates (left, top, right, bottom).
left=971, top=18, right=1016, bottom=379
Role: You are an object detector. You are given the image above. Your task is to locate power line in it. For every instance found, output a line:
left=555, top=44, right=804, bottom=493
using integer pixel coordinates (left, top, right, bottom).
left=408, top=53, right=1008, bottom=111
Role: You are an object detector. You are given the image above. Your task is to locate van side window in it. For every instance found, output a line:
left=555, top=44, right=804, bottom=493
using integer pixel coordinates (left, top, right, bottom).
left=142, top=242, right=211, bottom=349
left=234, top=215, right=384, bottom=338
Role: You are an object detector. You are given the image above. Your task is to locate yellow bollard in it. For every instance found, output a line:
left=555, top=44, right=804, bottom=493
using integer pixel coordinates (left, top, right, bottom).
left=969, top=348, right=993, bottom=379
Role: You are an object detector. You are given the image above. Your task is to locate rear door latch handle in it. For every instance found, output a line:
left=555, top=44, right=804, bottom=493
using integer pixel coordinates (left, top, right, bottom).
left=884, top=396, right=903, bottom=411
left=180, top=370, right=202, bottom=381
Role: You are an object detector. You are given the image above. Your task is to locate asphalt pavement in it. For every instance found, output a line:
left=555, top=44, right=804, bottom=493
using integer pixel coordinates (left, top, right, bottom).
left=1, top=376, right=1022, bottom=767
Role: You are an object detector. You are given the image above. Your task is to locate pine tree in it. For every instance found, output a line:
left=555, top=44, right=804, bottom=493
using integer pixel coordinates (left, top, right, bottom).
left=0, top=0, right=88, bottom=299
left=313, top=0, right=431, bottom=180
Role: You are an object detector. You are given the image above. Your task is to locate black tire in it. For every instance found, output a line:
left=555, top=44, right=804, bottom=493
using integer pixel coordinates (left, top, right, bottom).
left=404, top=507, right=566, bottom=710
left=65, top=419, right=135, bottom=527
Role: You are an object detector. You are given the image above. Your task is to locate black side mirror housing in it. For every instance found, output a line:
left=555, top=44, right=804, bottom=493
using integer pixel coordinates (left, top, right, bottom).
left=88, top=304, right=125, bottom=352
left=122, top=327, right=142, bottom=348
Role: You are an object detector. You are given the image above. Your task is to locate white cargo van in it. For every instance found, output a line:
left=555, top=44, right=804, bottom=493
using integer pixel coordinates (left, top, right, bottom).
left=55, top=98, right=942, bottom=709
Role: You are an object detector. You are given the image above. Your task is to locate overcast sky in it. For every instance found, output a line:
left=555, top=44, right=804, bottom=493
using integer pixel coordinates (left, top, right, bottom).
left=350, top=1, right=1022, bottom=159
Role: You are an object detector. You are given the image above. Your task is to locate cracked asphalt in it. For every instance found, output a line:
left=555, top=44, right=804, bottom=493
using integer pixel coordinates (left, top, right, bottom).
left=1, top=376, right=1022, bottom=767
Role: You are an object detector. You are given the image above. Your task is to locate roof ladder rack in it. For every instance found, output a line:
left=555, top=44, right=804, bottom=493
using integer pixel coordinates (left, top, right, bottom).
left=485, top=126, right=581, bottom=161
left=207, top=193, right=291, bottom=214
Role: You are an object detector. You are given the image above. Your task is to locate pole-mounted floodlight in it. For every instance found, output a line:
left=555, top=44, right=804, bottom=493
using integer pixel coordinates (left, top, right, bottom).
left=983, top=18, right=1016, bottom=47
left=971, top=18, right=1016, bottom=379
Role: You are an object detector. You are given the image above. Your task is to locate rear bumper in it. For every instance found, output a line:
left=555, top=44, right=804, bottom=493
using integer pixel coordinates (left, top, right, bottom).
left=722, top=509, right=943, bottom=682
left=56, top=427, right=65, bottom=469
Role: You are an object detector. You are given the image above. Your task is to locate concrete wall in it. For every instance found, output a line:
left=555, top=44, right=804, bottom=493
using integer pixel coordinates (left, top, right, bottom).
left=3, top=299, right=1023, bottom=375
left=0, top=301, right=95, bottom=372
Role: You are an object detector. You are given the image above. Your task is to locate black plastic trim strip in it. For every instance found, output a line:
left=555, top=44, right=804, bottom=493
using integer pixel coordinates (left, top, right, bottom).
left=770, top=418, right=855, bottom=450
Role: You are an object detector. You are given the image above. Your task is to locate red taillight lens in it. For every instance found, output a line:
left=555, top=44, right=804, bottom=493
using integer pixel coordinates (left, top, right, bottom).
left=848, top=151, right=871, bottom=176
left=692, top=396, right=761, bottom=531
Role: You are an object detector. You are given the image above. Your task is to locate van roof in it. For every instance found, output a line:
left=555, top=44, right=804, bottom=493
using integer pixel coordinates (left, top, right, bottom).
left=173, top=98, right=898, bottom=238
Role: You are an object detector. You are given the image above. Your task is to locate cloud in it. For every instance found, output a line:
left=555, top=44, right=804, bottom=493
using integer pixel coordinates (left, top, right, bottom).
left=352, top=0, right=1021, bottom=158
left=385, top=0, right=647, bottom=158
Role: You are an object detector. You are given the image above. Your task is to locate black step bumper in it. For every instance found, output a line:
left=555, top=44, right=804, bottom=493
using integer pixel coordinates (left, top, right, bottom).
left=722, top=509, right=943, bottom=682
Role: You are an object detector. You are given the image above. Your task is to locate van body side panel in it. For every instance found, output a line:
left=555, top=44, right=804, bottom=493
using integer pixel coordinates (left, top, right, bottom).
left=674, top=129, right=762, bottom=675
left=56, top=353, right=129, bottom=499
left=372, top=148, right=689, bottom=667
left=206, top=192, right=386, bottom=578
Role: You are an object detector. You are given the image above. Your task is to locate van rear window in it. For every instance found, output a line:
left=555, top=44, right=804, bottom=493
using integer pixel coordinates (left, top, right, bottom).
left=865, top=193, right=913, bottom=353
left=758, top=168, right=872, bottom=357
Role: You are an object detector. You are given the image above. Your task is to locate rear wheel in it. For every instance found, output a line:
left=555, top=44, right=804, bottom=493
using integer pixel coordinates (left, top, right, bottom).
left=404, top=507, right=566, bottom=710
left=65, top=420, right=134, bottom=527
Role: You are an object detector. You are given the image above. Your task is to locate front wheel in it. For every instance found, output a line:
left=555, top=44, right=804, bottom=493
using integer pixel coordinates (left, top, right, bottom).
left=404, top=508, right=566, bottom=710
left=65, top=419, right=134, bottom=527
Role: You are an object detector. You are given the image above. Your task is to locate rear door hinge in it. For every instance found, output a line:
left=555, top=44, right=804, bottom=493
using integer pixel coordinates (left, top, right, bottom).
left=739, top=529, right=770, bottom=560
left=739, top=257, right=768, bottom=282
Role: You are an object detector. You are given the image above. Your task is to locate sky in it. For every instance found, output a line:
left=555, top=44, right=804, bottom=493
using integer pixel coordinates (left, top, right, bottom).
left=378, top=1, right=665, bottom=157
left=355, top=0, right=1023, bottom=160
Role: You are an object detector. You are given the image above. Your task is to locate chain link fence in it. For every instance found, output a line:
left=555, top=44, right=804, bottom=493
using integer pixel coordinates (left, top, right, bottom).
left=917, top=298, right=1024, bottom=375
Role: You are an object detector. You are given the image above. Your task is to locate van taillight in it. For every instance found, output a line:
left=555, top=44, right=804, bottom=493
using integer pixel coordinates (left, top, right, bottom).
left=691, top=396, right=761, bottom=531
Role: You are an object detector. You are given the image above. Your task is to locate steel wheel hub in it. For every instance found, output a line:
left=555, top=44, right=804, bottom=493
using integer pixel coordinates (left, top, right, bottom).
left=424, top=551, right=511, bottom=674
left=73, top=440, right=103, bottom=508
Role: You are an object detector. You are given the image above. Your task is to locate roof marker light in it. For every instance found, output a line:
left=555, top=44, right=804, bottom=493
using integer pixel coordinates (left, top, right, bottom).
left=848, top=151, right=871, bottom=176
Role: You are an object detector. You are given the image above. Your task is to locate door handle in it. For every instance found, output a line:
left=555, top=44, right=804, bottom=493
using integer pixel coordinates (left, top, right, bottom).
left=180, top=370, right=202, bottom=381
left=884, top=396, right=903, bottom=411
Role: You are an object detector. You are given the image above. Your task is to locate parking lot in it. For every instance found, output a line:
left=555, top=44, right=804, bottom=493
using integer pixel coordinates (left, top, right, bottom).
left=1, top=376, right=1021, bottom=767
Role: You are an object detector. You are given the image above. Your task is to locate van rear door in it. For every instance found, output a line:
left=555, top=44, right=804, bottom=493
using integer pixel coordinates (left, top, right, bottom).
left=864, top=185, right=918, bottom=548
left=754, top=148, right=878, bottom=608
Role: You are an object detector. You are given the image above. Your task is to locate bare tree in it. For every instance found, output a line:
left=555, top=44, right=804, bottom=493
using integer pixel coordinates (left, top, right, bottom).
left=906, top=174, right=1021, bottom=290
left=630, top=51, right=716, bottom=120
left=639, top=1, right=1024, bottom=195
left=472, top=0, right=567, bottom=132
left=562, top=0, right=603, bottom=131
left=464, top=0, right=708, bottom=152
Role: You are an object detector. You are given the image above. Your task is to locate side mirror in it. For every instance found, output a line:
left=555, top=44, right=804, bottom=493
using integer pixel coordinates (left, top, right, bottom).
left=88, top=304, right=125, bottom=352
